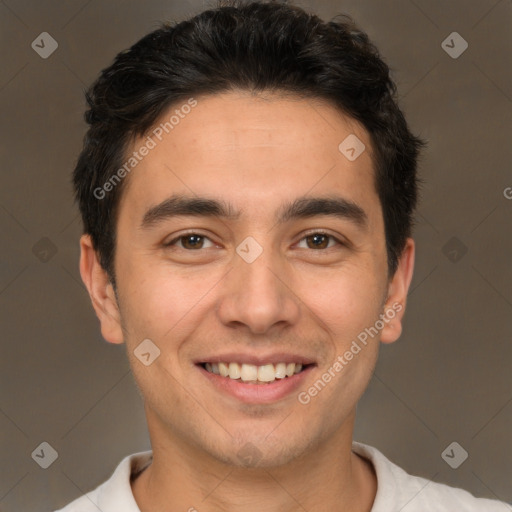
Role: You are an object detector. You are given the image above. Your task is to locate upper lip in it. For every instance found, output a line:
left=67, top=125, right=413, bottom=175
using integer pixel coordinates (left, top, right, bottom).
left=195, top=352, right=316, bottom=366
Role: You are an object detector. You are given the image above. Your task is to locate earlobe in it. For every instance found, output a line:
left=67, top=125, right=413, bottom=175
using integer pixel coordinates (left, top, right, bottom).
left=79, top=234, right=124, bottom=345
left=380, top=238, right=415, bottom=344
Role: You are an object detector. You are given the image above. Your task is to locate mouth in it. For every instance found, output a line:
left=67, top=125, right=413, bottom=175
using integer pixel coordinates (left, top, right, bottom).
left=196, top=359, right=316, bottom=404
left=200, top=361, right=312, bottom=385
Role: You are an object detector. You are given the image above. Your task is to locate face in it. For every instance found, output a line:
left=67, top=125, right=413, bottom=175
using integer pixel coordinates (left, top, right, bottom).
left=80, top=91, right=414, bottom=468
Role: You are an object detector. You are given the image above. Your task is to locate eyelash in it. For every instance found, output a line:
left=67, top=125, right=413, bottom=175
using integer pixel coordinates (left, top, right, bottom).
left=163, top=230, right=345, bottom=251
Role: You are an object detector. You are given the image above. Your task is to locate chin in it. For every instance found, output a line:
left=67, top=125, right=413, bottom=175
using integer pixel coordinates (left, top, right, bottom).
left=201, top=430, right=311, bottom=469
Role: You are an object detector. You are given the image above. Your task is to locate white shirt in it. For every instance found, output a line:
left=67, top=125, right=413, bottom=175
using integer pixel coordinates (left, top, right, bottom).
left=55, top=441, right=510, bottom=511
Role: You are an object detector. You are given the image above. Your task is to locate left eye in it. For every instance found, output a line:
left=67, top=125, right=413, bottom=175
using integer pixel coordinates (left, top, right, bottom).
left=296, top=232, right=342, bottom=250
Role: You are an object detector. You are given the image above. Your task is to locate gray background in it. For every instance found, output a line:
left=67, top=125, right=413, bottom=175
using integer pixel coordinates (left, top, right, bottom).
left=1, top=0, right=511, bottom=510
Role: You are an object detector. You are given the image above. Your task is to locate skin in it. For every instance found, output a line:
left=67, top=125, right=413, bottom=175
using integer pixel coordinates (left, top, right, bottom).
left=80, top=91, right=415, bottom=512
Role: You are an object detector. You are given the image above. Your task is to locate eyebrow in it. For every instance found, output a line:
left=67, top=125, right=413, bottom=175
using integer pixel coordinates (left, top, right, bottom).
left=140, top=194, right=368, bottom=230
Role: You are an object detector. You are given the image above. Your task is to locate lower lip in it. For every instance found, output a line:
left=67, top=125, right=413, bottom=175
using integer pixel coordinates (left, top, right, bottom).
left=197, top=364, right=315, bottom=404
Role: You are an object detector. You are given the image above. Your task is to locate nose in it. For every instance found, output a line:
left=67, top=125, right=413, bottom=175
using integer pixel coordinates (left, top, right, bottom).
left=216, top=242, right=301, bottom=334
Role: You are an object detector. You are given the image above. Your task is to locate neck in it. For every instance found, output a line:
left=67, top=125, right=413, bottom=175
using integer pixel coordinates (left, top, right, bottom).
left=132, top=411, right=377, bottom=512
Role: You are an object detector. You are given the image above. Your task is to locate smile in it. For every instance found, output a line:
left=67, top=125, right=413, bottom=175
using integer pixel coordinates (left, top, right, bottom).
left=196, top=353, right=317, bottom=403
left=202, top=361, right=309, bottom=384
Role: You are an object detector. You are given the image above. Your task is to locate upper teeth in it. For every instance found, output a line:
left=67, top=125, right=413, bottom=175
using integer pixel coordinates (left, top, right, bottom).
left=204, top=362, right=303, bottom=383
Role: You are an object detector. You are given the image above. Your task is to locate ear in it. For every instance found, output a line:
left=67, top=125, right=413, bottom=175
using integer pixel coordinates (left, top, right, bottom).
left=380, top=238, right=415, bottom=344
left=79, top=234, right=124, bottom=344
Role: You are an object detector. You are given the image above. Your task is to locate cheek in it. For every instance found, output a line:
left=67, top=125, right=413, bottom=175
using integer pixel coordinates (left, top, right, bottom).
left=119, top=256, right=220, bottom=348
left=115, top=253, right=177, bottom=340
left=300, top=273, right=382, bottom=412
left=307, top=266, right=385, bottom=339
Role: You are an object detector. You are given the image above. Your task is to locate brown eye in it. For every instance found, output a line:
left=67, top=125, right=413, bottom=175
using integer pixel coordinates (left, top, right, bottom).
left=164, top=233, right=214, bottom=250
left=306, top=233, right=329, bottom=249
left=298, top=232, right=342, bottom=250
left=181, top=234, right=204, bottom=249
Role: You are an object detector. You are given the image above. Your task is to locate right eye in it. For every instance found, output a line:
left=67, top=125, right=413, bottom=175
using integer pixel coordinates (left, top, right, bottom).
left=163, top=232, right=216, bottom=251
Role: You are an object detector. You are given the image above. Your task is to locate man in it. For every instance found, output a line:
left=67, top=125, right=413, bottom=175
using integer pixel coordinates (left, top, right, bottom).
left=57, top=1, right=509, bottom=510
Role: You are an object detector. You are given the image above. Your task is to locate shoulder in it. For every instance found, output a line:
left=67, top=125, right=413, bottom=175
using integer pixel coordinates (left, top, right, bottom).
left=352, top=441, right=510, bottom=512
left=53, top=450, right=153, bottom=512
left=53, top=487, right=103, bottom=512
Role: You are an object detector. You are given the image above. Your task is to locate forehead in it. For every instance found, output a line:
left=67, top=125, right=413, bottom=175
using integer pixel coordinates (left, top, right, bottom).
left=157, top=91, right=370, bottom=160
left=117, top=91, right=379, bottom=225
